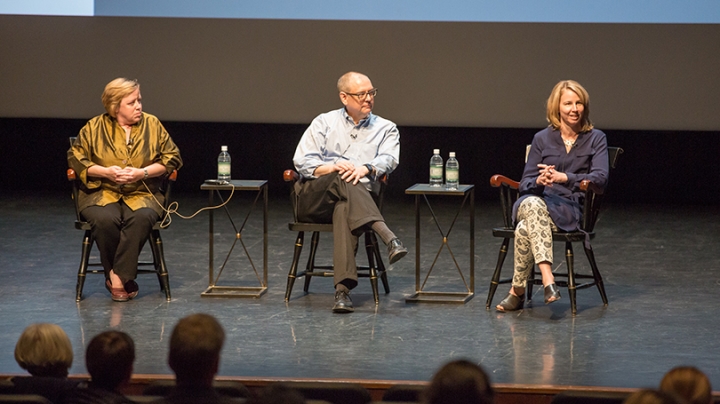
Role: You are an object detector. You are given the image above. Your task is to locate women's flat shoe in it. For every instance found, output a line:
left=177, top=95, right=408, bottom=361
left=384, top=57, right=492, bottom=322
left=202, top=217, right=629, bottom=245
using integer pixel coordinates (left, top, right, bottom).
left=106, top=279, right=129, bottom=302
left=544, top=283, right=561, bottom=304
left=496, top=293, right=525, bottom=312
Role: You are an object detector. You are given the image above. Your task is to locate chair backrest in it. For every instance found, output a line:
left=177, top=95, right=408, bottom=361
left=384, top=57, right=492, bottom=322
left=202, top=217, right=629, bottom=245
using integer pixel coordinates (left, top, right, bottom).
left=274, top=381, right=372, bottom=404
left=0, top=395, right=51, bottom=404
left=551, top=390, right=629, bottom=404
left=142, top=379, right=250, bottom=398
left=67, top=136, right=177, bottom=223
left=0, top=379, right=14, bottom=394
left=580, top=146, right=623, bottom=232
left=382, top=384, right=425, bottom=402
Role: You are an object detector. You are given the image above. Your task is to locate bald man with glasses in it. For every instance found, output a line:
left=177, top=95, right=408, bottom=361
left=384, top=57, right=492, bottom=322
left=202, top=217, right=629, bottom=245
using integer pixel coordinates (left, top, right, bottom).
left=292, top=71, right=407, bottom=313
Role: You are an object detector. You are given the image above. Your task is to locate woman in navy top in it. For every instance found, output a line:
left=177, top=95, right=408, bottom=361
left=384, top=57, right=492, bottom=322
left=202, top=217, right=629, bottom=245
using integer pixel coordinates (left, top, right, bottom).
left=496, top=80, right=609, bottom=312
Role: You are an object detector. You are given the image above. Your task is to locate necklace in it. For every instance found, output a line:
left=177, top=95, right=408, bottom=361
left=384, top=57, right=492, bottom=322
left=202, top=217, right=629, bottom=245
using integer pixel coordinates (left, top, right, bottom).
left=563, top=138, right=575, bottom=147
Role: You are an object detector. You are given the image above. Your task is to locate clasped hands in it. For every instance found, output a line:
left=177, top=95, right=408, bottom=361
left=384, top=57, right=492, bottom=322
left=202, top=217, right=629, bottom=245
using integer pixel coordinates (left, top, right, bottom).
left=536, top=164, right=567, bottom=187
left=334, top=161, right=370, bottom=185
left=104, top=166, right=144, bottom=184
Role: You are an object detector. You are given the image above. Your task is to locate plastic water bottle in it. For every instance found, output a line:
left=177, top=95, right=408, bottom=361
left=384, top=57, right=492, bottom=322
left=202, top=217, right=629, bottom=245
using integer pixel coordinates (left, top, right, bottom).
left=445, top=152, right=459, bottom=190
left=429, top=149, right=443, bottom=187
left=217, top=145, right=231, bottom=181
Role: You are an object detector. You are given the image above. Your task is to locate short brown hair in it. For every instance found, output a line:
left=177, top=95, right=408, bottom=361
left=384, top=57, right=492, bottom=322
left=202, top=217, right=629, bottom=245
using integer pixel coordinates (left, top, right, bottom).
left=624, top=389, right=683, bottom=404
left=14, top=323, right=73, bottom=377
left=546, top=80, right=593, bottom=132
left=168, top=313, right=225, bottom=383
left=422, top=359, right=494, bottom=404
left=660, top=366, right=712, bottom=404
left=101, top=78, right=139, bottom=117
left=86, top=331, right=135, bottom=390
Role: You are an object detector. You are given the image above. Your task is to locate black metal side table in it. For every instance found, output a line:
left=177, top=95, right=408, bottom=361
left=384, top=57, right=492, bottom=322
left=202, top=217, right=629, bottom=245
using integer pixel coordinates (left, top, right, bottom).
left=200, top=180, right=268, bottom=298
left=404, top=183, right=475, bottom=303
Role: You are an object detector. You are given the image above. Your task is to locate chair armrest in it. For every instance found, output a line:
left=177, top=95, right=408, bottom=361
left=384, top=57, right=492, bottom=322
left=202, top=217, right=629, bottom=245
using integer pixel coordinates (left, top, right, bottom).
left=168, top=170, right=177, bottom=182
left=490, top=174, right=519, bottom=189
left=67, top=168, right=76, bottom=181
left=284, top=169, right=299, bottom=183
left=580, top=180, right=604, bottom=195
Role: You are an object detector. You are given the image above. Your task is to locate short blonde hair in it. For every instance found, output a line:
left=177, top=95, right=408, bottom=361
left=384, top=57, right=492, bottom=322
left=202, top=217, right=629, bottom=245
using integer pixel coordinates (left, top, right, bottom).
left=546, top=80, right=593, bottom=132
left=659, top=366, right=712, bottom=404
left=101, top=78, right=139, bottom=117
left=14, top=323, right=73, bottom=377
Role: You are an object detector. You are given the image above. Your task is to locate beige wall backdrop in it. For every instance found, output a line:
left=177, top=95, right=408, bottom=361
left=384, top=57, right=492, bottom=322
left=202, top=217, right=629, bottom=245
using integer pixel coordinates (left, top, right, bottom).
left=1, top=15, right=719, bottom=130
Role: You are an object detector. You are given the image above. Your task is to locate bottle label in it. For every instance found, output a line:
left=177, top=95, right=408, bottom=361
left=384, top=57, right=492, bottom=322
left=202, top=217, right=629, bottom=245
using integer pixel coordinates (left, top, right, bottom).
left=218, top=162, right=231, bottom=176
left=446, top=169, right=459, bottom=182
left=430, top=166, right=443, bottom=178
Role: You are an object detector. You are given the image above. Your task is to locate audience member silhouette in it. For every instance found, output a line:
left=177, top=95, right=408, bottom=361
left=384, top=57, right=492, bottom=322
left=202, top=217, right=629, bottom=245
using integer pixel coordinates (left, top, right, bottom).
left=421, top=359, right=494, bottom=404
left=250, top=383, right=305, bottom=404
left=152, top=313, right=236, bottom=404
left=659, top=366, right=712, bottom=404
left=624, top=389, right=684, bottom=404
left=11, top=323, right=79, bottom=402
left=58, top=331, right=136, bottom=404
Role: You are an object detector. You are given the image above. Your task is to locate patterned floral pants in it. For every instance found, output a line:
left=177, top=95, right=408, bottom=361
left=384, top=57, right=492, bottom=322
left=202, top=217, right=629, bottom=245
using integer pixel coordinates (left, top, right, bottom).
left=512, top=196, right=558, bottom=288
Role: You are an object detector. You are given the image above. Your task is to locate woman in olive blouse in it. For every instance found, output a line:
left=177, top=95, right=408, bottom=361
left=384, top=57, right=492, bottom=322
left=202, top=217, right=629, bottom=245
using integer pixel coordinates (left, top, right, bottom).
left=68, top=78, right=182, bottom=302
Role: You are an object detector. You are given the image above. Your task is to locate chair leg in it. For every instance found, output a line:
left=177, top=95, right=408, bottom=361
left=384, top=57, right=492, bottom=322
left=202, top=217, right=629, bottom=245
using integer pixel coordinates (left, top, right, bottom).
left=285, top=231, right=305, bottom=302
left=583, top=244, right=609, bottom=306
left=364, top=232, right=381, bottom=304
left=150, top=231, right=171, bottom=301
left=76, top=231, right=93, bottom=302
left=486, top=238, right=509, bottom=308
left=565, top=242, right=577, bottom=314
left=370, top=233, right=390, bottom=293
left=304, top=232, right=321, bottom=292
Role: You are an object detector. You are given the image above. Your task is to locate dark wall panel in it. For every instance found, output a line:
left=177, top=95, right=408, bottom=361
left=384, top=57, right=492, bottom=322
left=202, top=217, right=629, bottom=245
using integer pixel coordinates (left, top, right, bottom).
left=2, top=118, right=717, bottom=205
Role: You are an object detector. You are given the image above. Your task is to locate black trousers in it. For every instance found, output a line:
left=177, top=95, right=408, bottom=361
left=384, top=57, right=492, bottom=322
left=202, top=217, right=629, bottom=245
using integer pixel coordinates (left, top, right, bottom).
left=294, top=172, right=384, bottom=289
left=81, top=201, right=158, bottom=281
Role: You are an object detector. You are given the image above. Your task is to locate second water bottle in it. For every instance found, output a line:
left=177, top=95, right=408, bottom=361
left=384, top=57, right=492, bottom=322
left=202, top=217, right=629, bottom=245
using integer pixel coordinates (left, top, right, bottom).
left=445, top=152, right=459, bottom=190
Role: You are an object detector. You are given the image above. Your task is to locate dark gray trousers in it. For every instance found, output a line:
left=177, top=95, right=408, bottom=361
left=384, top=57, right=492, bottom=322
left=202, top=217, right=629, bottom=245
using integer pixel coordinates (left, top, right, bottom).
left=294, top=172, right=384, bottom=289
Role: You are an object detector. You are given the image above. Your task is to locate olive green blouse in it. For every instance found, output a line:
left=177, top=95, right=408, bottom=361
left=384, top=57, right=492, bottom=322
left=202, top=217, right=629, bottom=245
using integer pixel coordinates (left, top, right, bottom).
left=67, top=112, right=183, bottom=216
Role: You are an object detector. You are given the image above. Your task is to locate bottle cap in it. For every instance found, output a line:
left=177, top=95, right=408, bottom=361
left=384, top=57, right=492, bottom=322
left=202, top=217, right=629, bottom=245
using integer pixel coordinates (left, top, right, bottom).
left=221, top=145, right=228, bottom=151
left=433, top=149, right=440, bottom=154
left=449, top=152, right=456, bottom=157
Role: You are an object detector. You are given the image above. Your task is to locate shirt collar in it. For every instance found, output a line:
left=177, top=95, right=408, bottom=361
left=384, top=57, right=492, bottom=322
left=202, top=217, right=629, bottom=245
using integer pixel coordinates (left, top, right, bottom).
left=342, top=108, right=373, bottom=128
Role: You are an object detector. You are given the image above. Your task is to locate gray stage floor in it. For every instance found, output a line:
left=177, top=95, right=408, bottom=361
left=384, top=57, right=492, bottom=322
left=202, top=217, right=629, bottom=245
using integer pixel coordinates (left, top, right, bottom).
left=1, top=191, right=719, bottom=390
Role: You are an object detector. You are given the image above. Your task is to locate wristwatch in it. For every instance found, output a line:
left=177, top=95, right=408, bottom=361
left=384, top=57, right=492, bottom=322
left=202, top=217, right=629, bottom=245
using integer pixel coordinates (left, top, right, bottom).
left=143, top=168, right=149, bottom=180
left=363, top=164, right=374, bottom=178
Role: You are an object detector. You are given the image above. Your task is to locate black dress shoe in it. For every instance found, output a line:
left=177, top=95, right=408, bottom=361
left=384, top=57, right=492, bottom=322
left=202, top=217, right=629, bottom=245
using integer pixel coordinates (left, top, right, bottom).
left=387, top=238, right=408, bottom=264
left=544, top=283, right=561, bottom=304
left=332, top=291, right=354, bottom=313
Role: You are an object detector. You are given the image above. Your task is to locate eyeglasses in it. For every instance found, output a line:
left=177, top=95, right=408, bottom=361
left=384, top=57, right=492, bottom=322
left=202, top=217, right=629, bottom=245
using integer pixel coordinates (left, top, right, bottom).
left=344, top=88, right=378, bottom=100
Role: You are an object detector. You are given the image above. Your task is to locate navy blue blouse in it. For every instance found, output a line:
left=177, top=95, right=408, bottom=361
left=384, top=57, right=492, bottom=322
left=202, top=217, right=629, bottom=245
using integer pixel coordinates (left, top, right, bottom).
left=513, top=127, right=609, bottom=231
